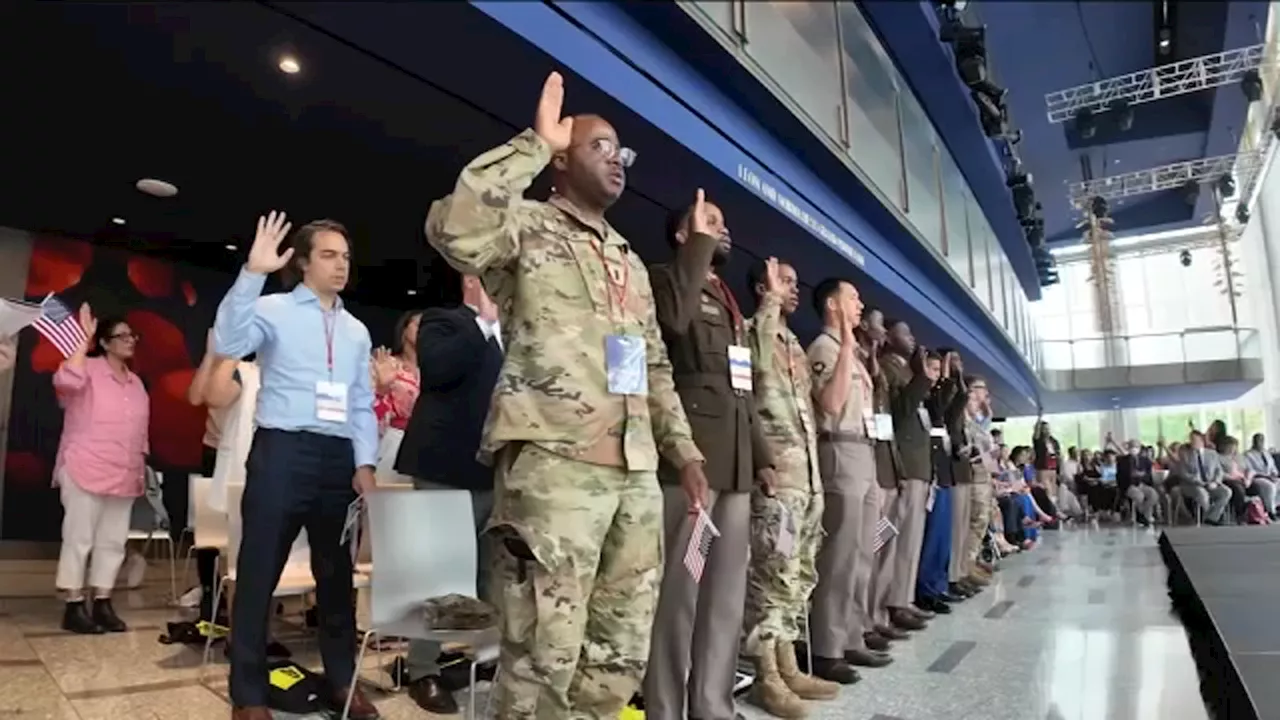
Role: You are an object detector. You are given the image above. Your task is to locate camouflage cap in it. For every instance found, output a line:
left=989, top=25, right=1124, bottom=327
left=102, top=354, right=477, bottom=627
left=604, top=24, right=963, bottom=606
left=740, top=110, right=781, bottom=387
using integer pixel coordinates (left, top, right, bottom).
left=422, top=593, right=498, bottom=631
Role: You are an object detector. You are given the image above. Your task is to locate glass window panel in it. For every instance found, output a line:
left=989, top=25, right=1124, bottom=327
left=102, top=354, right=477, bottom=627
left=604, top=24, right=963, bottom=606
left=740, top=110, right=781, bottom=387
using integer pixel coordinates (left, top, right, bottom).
left=1183, top=247, right=1234, bottom=328
left=940, top=150, right=968, bottom=261
left=899, top=91, right=943, bottom=250
left=971, top=217, right=992, bottom=309
left=948, top=189, right=973, bottom=285
left=836, top=3, right=903, bottom=204
left=742, top=1, right=844, bottom=142
left=687, top=1, right=737, bottom=41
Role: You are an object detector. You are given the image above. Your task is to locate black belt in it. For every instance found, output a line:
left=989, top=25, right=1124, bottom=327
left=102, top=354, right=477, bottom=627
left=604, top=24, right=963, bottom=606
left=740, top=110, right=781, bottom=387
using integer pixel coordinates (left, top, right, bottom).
left=818, top=431, right=874, bottom=446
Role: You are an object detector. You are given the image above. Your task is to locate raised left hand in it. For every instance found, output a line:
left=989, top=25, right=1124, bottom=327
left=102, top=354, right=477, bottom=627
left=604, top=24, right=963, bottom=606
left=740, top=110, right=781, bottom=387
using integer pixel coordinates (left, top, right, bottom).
left=353, top=466, right=376, bottom=496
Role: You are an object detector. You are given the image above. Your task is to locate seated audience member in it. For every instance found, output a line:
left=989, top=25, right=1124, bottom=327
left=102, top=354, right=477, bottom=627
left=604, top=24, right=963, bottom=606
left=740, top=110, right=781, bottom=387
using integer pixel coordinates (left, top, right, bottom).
left=1178, top=431, right=1231, bottom=525
left=1118, top=439, right=1158, bottom=526
left=1056, top=447, right=1084, bottom=519
left=995, top=447, right=1045, bottom=550
left=1088, top=450, right=1120, bottom=518
left=1244, top=433, right=1280, bottom=521
left=1221, top=435, right=1274, bottom=522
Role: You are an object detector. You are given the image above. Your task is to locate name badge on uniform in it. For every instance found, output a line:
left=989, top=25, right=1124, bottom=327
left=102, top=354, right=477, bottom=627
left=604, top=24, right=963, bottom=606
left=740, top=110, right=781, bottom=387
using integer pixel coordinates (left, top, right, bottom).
left=775, top=501, right=796, bottom=558
left=929, top=427, right=947, bottom=439
left=315, top=381, right=348, bottom=423
left=606, top=335, right=648, bottom=395
left=873, top=413, right=894, bottom=441
left=728, top=345, right=752, bottom=392
left=926, top=484, right=937, bottom=512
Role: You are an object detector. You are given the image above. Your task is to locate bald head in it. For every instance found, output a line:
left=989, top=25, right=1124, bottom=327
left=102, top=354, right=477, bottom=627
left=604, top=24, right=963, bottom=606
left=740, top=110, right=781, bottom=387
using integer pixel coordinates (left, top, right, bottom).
left=551, top=114, right=628, bottom=213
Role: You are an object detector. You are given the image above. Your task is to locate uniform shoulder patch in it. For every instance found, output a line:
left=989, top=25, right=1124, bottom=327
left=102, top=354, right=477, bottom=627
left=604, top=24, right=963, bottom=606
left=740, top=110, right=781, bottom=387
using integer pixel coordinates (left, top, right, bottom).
left=812, top=361, right=826, bottom=375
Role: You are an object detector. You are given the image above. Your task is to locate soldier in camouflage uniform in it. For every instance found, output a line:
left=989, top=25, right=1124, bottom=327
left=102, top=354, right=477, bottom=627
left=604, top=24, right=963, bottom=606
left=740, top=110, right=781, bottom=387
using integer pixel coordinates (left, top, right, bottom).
left=425, top=72, right=710, bottom=719
left=741, top=259, right=840, bottom=718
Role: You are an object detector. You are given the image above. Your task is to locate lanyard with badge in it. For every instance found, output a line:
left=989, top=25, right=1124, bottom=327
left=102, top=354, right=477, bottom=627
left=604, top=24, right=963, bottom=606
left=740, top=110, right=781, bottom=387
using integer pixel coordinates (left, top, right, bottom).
left=315, top=308, right=348, bottom=423
left=598, top=239, right=649, bottom=395
left=712, top=275, right=753, bottom=393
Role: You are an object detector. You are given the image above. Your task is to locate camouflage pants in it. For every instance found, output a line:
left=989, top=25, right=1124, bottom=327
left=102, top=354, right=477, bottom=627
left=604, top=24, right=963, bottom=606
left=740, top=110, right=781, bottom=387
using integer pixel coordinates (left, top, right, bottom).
left=741, top=486, right=824, bottom=654
left=964, top=481, right=993, bottom=572
left=487, top=443, right=663, bottom=720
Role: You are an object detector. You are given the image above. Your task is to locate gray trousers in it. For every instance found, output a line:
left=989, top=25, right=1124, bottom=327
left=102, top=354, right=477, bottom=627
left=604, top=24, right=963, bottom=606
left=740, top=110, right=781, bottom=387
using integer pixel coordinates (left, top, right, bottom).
left=810, top=441, right=878, bottom=657
left=873, top=479, right=929, bottom=612
left=1184, top=482, right=1231, bottom=524
left=405, top=479, right=494, bottom=681
left=644, top=488, right=750, bottom=720
left=948, top=483, right=972, bottom=583
left=1125, top=484, right=1159, bottom=521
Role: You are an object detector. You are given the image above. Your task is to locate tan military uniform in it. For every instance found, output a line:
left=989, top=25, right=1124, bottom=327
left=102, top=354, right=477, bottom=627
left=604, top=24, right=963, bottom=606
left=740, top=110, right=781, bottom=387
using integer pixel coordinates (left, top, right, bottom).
left=426, top=129, right=703, bottom=719
left=875, top=353, right=934, bottom=612
left=806, top=331, right=881, bottom=657
left=740, top=292, right=824, bottom=656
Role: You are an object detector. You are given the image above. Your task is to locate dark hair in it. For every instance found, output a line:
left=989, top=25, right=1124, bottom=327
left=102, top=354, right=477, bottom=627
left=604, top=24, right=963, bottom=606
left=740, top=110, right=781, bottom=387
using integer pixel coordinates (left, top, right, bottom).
left=664, top=206, right=691, bottom=248
left=811, top=277, right=850, bottom=317
left=926, top=350, right=942, bottom=361
left=86, top=316, right=128, bottom=358
left=281, top=219, right=350, bottom=289
left=746, top=258, right=792, bottom=298
left=963, top=374, right=985, bottom=387
left=886, top=318, right=907, bottom=332
left=1103, top=449, right=1117, bottom=459
left=391, top=310, right=423, bottom=355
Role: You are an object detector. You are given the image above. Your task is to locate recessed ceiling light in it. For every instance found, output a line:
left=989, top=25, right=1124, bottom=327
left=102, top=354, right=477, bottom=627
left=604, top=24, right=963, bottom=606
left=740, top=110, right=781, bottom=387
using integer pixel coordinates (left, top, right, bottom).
left=406, top=289, right=418, bottom=296
left=225, top=244, right=238, bottom=251
left=136, top=178, right=179, bottom=198
left=279, top=56, right=301, bottom=75
left=111, top=217, right=126, bottom=225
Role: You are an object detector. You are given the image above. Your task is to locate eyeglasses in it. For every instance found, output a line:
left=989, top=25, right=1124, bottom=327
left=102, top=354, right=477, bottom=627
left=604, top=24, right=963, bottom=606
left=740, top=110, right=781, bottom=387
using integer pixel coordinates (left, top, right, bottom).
left=109, top=332, right=140, bottom=342
left=576, top=137, right=637, bottom=168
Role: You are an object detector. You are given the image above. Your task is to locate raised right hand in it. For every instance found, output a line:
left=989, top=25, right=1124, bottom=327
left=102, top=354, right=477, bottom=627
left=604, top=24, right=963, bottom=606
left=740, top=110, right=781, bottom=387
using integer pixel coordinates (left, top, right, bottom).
left=246, top=211, right=294, bottom=275
left=534, top=72, right=574, bottom=152
left=77, top=303, right=97, bottom=352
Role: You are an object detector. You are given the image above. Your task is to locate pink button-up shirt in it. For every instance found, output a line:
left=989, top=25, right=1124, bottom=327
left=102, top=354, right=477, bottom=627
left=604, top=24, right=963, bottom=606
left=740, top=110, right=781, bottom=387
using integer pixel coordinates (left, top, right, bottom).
left=53, top=357, right=150, bottom=497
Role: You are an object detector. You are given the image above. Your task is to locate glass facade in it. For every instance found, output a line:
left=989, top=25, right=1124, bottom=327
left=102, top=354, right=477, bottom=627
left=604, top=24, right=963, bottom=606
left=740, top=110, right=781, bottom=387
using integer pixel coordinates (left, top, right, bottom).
left=681, top=0, right=1040, bottom=373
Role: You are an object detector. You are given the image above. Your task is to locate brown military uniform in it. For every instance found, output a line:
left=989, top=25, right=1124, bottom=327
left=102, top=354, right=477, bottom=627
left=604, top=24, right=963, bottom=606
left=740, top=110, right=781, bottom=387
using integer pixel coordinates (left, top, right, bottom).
left=645, top=231, right=773, bottom=720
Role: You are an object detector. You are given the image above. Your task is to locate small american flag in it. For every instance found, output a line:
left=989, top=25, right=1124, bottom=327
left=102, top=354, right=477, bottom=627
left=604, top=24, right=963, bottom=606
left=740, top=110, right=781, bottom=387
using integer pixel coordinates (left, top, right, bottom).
left=683, top=508, right=720, bottom=582
left=873, top=516, right=899, bottom=553
left=33, top=295, right=87, bottom=359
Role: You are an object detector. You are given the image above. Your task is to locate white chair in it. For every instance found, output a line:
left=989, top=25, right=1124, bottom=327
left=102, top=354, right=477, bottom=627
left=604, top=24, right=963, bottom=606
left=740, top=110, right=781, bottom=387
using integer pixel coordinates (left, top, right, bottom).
left=181, top=476, right=227, bottom=584
left=344, top=488, right=499, bottom=720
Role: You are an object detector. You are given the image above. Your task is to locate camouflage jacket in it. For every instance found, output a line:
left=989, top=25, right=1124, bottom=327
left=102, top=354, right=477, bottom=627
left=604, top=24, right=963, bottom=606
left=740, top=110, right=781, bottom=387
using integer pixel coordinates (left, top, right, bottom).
left=425, top=129, right=703, bottom=472
left=745, top=293, right=820, bottom=492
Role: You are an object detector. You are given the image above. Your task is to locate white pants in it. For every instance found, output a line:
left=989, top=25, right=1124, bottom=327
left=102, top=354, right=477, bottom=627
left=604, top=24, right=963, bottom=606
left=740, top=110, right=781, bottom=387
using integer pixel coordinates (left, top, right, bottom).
left=55, top=472, right=133, bottom=592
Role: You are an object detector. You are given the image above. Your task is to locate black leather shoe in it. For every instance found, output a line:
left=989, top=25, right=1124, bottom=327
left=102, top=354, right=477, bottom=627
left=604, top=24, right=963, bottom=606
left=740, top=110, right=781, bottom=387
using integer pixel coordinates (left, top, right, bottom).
left=811, top=656, right=861, bottom=684
left=939, top=590, right=965, bottom=603
left=889, top=608, right=927, bottom=631
left=949, top=581, right=976, bottom=598
left=62, top=601, right=103, bottom=635
left=91, top=598, right=127, bottom=633
left=875, top=623, right=910, bottom=641
left=844, top=648, right=893, bottom=667
left=864, top=631, right=892, bottom=651
left=917, top=596, right=952, bottom=614
left=407, top=675, right=458, bottom=714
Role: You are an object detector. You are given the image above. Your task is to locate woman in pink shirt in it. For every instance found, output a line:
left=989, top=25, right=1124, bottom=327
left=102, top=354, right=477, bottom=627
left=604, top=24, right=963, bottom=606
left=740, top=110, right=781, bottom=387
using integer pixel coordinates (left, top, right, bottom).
left=52, top=306, right=149, bottom=635
left=371, top=310, right=421, bottom=485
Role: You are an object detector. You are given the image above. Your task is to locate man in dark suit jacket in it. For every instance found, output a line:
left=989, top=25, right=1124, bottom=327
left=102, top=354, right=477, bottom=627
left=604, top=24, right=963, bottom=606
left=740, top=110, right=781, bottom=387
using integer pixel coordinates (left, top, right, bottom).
left=394, top=272, right=503, bottom=714
left=643, top=194, right=777, bottom=720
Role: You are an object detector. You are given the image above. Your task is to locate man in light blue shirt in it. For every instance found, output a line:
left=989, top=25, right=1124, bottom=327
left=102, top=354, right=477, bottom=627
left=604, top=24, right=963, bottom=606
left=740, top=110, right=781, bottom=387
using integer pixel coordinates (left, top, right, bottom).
left=214, top=211, right=380, bottom=720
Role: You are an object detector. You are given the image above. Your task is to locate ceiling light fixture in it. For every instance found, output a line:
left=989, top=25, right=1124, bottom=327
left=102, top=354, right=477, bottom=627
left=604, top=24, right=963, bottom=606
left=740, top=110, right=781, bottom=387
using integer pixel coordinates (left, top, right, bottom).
left=406, top=289, right=418, bottom=296
left=278, top=56, right=301, bottom=75
left=225, top=244, right=238, bottom=251
left=136, top=178, right=179, bottom=198
left=111, top=217, right=126, bottom=225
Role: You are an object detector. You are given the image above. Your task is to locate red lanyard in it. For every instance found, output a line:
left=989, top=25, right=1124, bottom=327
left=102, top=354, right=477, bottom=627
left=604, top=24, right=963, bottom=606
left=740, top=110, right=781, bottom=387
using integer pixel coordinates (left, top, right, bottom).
left=710, top=275, right=743, bottom=343
left=591, top=238, right=630, bottom=321
left=322, top=309, right=336, bottom=377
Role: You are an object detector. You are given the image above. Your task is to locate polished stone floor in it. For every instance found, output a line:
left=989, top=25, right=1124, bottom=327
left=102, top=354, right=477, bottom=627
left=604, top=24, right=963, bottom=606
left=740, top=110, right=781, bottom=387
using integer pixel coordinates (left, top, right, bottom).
left=0, top=524, right=1208, bottom=720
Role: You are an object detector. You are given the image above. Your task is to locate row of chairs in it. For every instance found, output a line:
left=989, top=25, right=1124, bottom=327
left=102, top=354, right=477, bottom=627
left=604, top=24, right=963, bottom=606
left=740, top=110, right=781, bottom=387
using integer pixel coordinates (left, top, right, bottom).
left=183, top=478, right=497, bottom=720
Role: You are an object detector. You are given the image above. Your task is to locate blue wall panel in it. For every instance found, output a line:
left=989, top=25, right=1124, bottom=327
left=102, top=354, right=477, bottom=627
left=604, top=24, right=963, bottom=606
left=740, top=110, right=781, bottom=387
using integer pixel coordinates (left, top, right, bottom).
left=470, top=0, right=1041, bottom=407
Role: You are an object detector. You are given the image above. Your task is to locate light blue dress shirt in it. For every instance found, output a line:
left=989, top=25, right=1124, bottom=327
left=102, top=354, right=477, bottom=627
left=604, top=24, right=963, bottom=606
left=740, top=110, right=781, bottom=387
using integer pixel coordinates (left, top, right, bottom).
left=213, top=268, right=377, bottom=469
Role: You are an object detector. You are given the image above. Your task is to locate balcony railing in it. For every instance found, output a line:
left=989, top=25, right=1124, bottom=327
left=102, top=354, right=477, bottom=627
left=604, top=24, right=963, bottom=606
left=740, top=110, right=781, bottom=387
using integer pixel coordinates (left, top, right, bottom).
left=1038, top=326, right=1263, bottom=390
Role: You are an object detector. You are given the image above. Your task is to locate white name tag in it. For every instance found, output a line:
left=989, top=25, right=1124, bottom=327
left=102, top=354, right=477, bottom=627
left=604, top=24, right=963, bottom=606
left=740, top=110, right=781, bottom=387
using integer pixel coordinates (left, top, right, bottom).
left=926, top=484, right=937, bottom=512
left=873, top=413, right=894, bottom=441
left=316, top=381, right=349, bottom=423
left=917, top=406, right=931, bottom=429
left=728, top=345, right=753, bottom=392
left=929, top=427, right=947, bottom=438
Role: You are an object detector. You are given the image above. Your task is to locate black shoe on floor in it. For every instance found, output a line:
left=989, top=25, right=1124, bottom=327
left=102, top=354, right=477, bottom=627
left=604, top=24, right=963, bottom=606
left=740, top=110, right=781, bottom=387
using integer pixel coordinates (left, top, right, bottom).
left=811, top=656, right=861, bottom=684
left=91, top=598, right=127, bottom=633
left=844, top=648, right=893, bottom=668
left=407, top=675, right=459, bottom=714
left=917, top=596, right=952, bottom=614
left=863, top=631, right=892, bottom=652
left=62, top=601, right=103, bottom=635
left=939, top=590, right=965, bottom=603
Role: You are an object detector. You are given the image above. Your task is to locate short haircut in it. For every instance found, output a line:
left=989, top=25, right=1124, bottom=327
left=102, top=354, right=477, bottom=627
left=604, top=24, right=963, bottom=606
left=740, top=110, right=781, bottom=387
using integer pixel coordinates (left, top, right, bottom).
left=664, top=205, right=691, bottom=247
left=811, top=277, right=850, bottom=317
left=282, top=219, right=350, bottom=288
left=746, top=258, right=792, bottom=297
left=886, top=318, right=908, bottom=332
left=963, top=374, right=985, bottom=387
left=87, top=316, right=127, bottom=358
left=926, top=350, right=942, bottom=361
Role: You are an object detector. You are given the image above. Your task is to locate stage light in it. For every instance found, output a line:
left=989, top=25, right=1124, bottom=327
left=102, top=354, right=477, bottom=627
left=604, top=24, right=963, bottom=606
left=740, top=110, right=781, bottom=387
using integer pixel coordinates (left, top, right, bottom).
left=1075, top=108, right=1096, bottom=140
left=1180, top=249, right=1192, bottom=267
left=407, top=289, right=418, bottom=296
left=1180, top=179, right=1199, bottom=206
left=1158, top=28, right=1173, bottom=57
left=1217, top=173, right=1236, bottom=199
left=1237, top=204, right=1252, bottom=224
left=279, top=55, right=301, bottom=75
left=225, top=244, right=237, bottom=251
left=1110, top=98, right=1133, bottom=132
left=1243, top=69, right=1263, bottom=102
left=111, top=217, right=126, bottom=226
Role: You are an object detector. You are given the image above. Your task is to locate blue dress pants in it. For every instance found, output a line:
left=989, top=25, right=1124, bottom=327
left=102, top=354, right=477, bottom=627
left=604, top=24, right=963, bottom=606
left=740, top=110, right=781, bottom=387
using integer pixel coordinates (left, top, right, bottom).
left=228, top=428, right=358, bottom=707
left=916, top=485, right=952, bottom=600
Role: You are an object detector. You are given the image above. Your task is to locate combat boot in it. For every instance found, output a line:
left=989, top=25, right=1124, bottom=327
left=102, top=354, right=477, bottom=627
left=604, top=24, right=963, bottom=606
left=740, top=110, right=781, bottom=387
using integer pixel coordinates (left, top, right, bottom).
left=775, top=641, right=839, bottom=700
left=749, top=640, right=809, bottom=718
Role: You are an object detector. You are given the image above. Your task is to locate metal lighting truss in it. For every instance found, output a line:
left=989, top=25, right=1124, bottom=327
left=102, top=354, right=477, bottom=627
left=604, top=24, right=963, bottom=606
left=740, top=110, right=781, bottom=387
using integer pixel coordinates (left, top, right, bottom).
left=1066, top=149, right=1269, bottom=205
left=1045, top=44, right=1271, bottom=124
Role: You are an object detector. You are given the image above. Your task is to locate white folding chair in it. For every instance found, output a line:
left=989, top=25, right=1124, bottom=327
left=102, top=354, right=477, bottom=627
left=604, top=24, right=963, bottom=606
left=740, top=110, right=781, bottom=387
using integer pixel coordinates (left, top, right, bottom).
left=182, top=476, right=227, bottom=584
left=345, top=488, right=499, bottom=720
